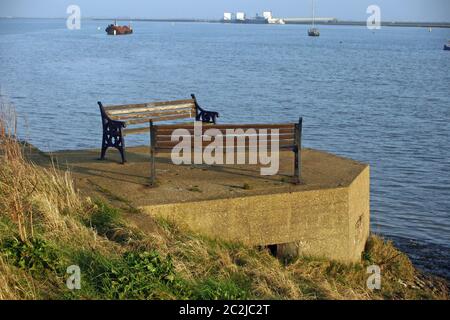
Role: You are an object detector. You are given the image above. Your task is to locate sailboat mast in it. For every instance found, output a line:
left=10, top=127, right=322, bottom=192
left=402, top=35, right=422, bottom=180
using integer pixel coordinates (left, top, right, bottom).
left=312, top=0, right=315, bottom=27
left=308, top=0, right=320, bottom=36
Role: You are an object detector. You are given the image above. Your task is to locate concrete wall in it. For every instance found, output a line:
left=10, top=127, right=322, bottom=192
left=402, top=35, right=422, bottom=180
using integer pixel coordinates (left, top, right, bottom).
left=140, top=165, right=370, bottom=263
left=348, top=166, right=371, bottom=262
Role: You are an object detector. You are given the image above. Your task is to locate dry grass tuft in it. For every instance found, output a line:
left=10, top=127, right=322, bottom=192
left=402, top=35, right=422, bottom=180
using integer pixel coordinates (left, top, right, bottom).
left=287, top=236, right=449, bottom=300
left=0, top=103, right=32, bottom=241
left=120, top=214, right=448, bottom=300
left=0, top=256, right=38, bottom=300
left=0, top=101, right=112, bottom=254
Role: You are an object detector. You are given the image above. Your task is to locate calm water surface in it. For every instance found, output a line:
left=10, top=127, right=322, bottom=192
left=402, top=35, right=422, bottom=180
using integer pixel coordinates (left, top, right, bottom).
left=1, top=19, right=449, bottom=279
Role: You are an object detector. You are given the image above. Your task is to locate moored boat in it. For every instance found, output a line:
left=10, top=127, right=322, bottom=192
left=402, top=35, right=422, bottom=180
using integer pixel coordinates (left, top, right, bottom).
left=444, top=41, right=450, bottom=51
left=308, top=0, right=320, bottom=37
left=308, top=28, right=320, bottom=37
left=105, top=21, right=133, bottom=35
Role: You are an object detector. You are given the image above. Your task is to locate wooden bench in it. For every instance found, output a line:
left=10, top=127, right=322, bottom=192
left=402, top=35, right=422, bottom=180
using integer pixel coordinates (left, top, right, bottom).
left=149, top=118, right=303, bottom=185
left=98, top=94, right=219, bottom=163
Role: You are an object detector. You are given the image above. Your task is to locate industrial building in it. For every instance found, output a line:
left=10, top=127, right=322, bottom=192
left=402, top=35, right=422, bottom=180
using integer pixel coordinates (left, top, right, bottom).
left=223, top=12, right=233, bottom=21
left=221, top=10, right=336, bottom=25
left=222, top=10, right=276, bottom=24
left=263, top=11, right=273, bottom=20
left=236, top=12, right=246, bottom=21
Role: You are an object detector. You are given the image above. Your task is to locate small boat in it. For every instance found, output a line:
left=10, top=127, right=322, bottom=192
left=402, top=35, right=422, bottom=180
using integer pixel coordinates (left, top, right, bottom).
left=308, top=0, right=320, bottom=37
left=444, top=41, right=450, bottom=51
left=308, top=28, right=320, bottom=37
left=105, top=20, right=133, bottom=35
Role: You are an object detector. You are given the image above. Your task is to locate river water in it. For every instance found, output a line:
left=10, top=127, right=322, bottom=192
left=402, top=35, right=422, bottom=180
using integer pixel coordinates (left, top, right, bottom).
left=0, top=18, right=449, bottom=280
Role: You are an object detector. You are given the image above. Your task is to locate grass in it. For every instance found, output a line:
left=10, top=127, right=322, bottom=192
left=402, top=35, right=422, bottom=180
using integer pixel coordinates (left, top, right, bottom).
left=242, top=183, right=252, bottom=190
left=187, top=185, right=202, bottom=193
left=84, top=199, right=141, bottom=244
left=0, top=103, right=448, bottom=300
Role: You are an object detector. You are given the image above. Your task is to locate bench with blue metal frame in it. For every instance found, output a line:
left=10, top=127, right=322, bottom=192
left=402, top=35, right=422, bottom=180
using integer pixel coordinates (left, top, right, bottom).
left=98, top=94, right=219, bottom=163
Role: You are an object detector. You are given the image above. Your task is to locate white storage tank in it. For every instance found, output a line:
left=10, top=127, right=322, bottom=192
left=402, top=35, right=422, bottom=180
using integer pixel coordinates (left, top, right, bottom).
left=263, top=11, right=273, bottom=20
left=236, top=12, right=246, bottom=21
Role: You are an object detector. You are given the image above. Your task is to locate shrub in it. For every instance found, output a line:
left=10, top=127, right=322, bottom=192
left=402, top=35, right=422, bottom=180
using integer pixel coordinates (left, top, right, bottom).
left=192, top=278, right=249, bottom=300
left=91, top=250, right=188, bottom=299
left=86, top=200, right=138, bottom=244
left=0, top=237, right=60, bottom=276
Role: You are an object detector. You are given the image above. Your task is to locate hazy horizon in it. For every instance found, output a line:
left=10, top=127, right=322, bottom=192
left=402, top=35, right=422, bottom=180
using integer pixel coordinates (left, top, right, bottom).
left=0, top=0, right=449, bottom=22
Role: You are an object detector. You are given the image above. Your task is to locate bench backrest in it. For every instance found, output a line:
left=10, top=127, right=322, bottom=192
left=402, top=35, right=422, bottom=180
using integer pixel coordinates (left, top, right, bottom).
left=102, top=99, right=197, bottom=125
left=151, top=123, right=299, bottom=153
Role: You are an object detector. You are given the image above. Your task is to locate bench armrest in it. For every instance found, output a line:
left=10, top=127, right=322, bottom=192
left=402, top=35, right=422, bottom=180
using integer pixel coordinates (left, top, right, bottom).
left=98, top=101, right=126, bottom=128
left=191, top=94, right=219, bottom=124
left=197, top=109, right=219, bottom=124
left=109, top=119, right=127, bottom=128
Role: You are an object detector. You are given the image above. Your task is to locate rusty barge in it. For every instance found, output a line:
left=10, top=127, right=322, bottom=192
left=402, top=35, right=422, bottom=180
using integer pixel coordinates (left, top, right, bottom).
left=105, top=21, right=133, bottom=35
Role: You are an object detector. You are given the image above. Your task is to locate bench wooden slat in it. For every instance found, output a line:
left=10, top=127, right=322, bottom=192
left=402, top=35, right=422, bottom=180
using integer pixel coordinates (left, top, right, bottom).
left=155, top=145, right=296, bottom=153
left=103, top=99, right=195, bottom=112
left=154, top=127, right=295, bottom=136
left=123, top=115, right=194, bottom=135
left=154, top=123, right=295, bottom=130
left=154, top=129, right=295, bottom=137
left=106, top=103, right=195, bottom=116
left=155, top=139, right=296, bottom=147
left=110, top=107, right=195, bottom=121
left=155, top=139, right=295, bottom=149
left=125, top=113, right=193, bottom=125
left=123, top=127, right=150, bottom=135
left=155, top=132, right=295, bottom=142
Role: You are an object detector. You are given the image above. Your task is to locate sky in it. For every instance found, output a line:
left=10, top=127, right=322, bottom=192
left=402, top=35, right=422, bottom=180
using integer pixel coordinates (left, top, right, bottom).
left=0, top=0, right=449, bottom=22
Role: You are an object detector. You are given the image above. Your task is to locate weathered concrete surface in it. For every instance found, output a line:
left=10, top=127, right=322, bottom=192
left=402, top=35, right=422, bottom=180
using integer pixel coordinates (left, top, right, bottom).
left=141, top=166, right=370, bottom=262
left=29, top=146, right=370, bottom=263
left=277, top=166, right=370, bottom=262
left=348, top=166, right=371, bottom=262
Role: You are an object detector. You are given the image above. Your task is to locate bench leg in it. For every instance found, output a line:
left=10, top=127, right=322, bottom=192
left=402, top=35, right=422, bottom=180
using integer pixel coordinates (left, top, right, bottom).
left=100, top=140, right=108, bottom=160
left=294, top=118, right=302, bottom=185
left=119, top=147, right=126, bottom=164
left=294, top=149, right=300, bottom=184
left=99, top=128, right=126, bottom=164
left=118, top=136, right=126, bottom=164
left=150, top=149, right=155, bottom=186
left=149, top=120, right=156, bottom=186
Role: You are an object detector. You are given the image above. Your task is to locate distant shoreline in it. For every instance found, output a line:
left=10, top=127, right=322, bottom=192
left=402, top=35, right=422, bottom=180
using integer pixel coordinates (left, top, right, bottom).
left=104, top=19, right=450, bottom=29
left=1, top=17, right=450, bottom=28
